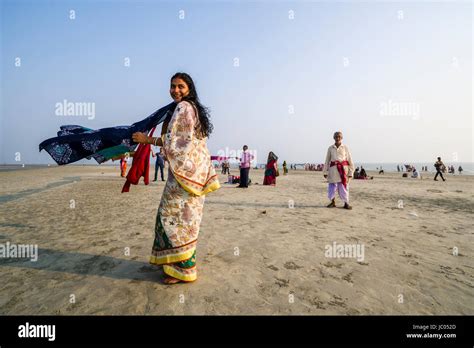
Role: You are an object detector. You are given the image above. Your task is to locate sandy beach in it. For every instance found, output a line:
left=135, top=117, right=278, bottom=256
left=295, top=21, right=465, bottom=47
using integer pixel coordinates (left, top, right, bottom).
left=0, top=165, right=472, bottom=315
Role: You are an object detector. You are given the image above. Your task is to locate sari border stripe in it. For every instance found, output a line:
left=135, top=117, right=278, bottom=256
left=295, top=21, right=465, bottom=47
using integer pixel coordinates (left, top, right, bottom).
left=163, top=265, right=197, bottom=282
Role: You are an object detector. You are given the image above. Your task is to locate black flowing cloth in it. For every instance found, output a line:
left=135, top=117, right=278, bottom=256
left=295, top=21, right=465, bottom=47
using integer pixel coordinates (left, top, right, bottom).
left=39, top=102, right=176, bottom=165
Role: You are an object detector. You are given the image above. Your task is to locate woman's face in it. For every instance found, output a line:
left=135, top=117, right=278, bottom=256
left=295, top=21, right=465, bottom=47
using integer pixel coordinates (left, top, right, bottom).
left=170, top=78, right=190, bottom=102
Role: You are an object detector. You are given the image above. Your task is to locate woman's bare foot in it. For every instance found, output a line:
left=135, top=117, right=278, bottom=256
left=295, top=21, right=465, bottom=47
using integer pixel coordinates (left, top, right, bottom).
left=163, top=276, right=182, bottom=284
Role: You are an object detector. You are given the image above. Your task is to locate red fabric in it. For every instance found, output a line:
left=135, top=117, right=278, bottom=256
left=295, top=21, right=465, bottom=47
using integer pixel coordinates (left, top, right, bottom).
left=211, top=156, right=229, bottom=161
left=121, top=127, right=155, bottom=193
left=330, top=160, right=349, bottom=188
left=263, top=160, right=277, bottom=186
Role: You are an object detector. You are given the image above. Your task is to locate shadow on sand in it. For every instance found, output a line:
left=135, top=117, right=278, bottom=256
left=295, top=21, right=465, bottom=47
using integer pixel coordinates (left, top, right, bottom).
left=0, top=247, right=164, bottom=283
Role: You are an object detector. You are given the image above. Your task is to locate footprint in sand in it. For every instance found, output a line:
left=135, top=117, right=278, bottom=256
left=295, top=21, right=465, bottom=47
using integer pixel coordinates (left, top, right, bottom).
left=401, top=252, right=419, bottom=259
left=267, top=265, right=279, bottom=271
left=309, top=297, right=326, bottom=309
left=274, top=277, right=289, bottom=287
left=284, top=261, right=303, bottom=270
left=328, top=295, right=348, bottom=308
left=323, top=262, right=343, bottom=269
left=342, top=272, right=353, bottom=283
left=425, top=230, right=444, bottom=238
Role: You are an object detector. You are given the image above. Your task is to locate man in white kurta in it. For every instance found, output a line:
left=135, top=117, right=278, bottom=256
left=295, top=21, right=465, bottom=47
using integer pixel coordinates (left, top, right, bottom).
left=323, top=132, right=355, bottom=209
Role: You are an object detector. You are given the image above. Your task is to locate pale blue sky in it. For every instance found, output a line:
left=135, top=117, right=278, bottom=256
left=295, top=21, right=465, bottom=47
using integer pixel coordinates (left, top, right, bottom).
left=1, top=0, right=472, bottom=165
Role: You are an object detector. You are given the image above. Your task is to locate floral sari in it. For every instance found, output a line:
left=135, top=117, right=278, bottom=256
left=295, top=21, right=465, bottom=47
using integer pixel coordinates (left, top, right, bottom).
left=149, top=101, right=220, bottom=282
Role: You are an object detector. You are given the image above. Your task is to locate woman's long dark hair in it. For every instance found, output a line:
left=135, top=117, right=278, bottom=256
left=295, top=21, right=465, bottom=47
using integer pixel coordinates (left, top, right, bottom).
left=171, top=72, right=213, bottom=138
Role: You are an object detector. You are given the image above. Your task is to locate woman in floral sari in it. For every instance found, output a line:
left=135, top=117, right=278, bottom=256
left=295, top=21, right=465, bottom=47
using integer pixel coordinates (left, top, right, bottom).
left=263, top=151, right=278, bottom=186
left=132, top=73, right=220, bottom=284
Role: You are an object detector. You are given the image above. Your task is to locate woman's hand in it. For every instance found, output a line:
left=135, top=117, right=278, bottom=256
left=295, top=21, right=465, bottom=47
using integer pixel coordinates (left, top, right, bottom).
left=132, top=132, right=149, bottom=144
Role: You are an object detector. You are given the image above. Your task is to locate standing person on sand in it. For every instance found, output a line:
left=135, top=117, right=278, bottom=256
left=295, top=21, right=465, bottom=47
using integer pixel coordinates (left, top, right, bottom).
left=132, top=72, right=220, bottom=284
left=263, top=152, right=279, bottom=186
left=152, top=147, right=166, bottom=182
left=119, top=154, right=128, bottom=177
left=323, top=131, right=355, bottom=210
left=236, top=145, right=254, bottom=188
left=434, top=157, right=446, bottom=182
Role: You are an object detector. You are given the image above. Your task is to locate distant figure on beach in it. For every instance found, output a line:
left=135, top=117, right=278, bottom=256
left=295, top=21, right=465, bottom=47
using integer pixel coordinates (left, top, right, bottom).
left=132, top=72, right=220, bottom=284
left=120, top=154, right=129, bottom=177
left=221, top=160, right=230, bottom=175
left=397, top=165, right=400, bottom=172
left=434, top=157, right=446, bottom=181
left=356, top=166, right=373, bottom=180
left=323, top=131, right=355, bottom=209
left=283, top=160, right=288, bottom=175
left=458, top=166, right=463, bottom=175
left=379, top=166, right=384, bottom=175
left=152, top=147, right=165, bottom=182
left=411, top=167, right=419, bottom=178
left=354, top=167, right=360, bottom=179
left=236, top=145, right=254, bottom=188
left=263, top=152, right=278, bottom=186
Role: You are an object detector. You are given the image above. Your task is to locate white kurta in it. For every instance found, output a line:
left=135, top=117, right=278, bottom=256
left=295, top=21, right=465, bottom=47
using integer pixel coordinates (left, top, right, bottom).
left=323, top=144, right=355, bottom=183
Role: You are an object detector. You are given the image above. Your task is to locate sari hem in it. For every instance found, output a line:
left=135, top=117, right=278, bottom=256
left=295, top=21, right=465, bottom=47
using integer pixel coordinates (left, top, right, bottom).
left=149, top=246, right=196, bottom=265
left=163, top=265, right=197, bottom=282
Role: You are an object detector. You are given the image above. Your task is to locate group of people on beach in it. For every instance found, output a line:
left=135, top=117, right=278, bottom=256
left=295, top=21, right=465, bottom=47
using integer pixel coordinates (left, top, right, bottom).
left=48, top=72, right=442, bottom=286
left=396, top=162, right=463, bottom=178
left=353, top=166, right=373, bottom=180
left=119, top=70, right=457, bottom=285
left=400, top=158, right=464, bottom=181
left=232, top=132, right=356, bottom=209
left=230, top=132, right=356, bottom=209
left=233, top=146, right=280, bottom=187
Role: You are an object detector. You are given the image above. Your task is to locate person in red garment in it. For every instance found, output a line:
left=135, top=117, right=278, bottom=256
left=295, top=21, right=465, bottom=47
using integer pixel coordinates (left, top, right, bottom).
left=121, top=136, right=155, bottom=193
left=263, top=151, right=278, bottom=186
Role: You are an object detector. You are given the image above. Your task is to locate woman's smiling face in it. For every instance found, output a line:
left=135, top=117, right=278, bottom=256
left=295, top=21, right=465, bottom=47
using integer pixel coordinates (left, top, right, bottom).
left=170, top=78, right=190, bottom=102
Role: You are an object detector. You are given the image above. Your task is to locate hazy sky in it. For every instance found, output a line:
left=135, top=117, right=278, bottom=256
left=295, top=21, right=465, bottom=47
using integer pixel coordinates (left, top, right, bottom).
left=1, top=0, right=472, bottom=165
